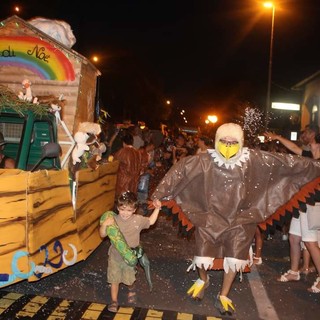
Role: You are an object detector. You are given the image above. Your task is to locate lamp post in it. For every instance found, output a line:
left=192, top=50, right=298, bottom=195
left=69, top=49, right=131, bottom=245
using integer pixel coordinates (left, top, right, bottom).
left=264, top=2, right=275, bottom=129
left=91, top=55, right=101, bottom=122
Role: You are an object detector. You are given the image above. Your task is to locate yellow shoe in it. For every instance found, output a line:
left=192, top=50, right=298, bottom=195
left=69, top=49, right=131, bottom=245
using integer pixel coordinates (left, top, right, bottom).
left=214, top=294, right=235, bottom=315
left=187, top=277, right=210, bottom=300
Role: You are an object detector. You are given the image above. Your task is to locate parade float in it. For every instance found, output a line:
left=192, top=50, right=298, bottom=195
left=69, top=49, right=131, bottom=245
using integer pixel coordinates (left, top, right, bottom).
left=0, top=15, right=119, bottom=288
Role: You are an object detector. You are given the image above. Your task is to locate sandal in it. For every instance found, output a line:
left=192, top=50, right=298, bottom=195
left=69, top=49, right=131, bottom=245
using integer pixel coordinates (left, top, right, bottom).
left=307, top=277, right=320, bottom=293
left=107, top=301, right=118, bottom=313
left=277, top=270, right=300, bottom=282
left=187, top=276, right=210, bottom=300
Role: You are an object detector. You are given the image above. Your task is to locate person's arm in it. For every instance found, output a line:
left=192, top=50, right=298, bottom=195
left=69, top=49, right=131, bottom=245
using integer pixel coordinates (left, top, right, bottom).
left=99, top=216, right=115, bottom=238
left=264, top=132, right=303, bottom=155
left=310, top=143, right=320, bottom=159
left=148, top=199, right=162, bottom=225
left=172, top=146, right=178, bottom=164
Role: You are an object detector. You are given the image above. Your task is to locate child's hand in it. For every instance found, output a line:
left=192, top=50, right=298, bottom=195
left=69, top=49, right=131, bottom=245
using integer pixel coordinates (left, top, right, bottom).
left=153, top=199, right=162, bottom=209
left=101, top=216, right=114, bottom=227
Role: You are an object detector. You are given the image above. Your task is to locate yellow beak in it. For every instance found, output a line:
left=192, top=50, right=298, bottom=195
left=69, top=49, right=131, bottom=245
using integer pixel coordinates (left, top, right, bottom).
left=217, top=141, right=240, bottom=160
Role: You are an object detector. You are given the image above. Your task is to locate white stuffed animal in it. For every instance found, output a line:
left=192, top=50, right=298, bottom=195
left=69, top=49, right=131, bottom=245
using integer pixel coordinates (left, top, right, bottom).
left=72, top=131, right=89, bottom=165
left=78, top=122, right=101, bottom=136
left=18, top=79, right=38, bottom=103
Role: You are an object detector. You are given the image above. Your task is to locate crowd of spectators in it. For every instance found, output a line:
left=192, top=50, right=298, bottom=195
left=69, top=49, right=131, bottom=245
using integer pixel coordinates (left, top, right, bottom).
left=100, top=120, right=213, bottom=208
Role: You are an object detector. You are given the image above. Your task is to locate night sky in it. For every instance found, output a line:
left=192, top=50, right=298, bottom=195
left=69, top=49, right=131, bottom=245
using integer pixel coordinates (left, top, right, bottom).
left=1, top=0, right=320, bottom=126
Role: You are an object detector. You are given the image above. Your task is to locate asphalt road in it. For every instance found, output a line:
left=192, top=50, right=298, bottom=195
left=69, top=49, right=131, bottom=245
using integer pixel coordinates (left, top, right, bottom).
left=1, top=214, right=320, bottom=320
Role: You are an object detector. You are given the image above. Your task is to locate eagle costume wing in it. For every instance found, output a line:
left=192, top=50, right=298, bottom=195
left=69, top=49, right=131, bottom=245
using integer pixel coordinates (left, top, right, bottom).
left=151, top=148, right=320, bottom=261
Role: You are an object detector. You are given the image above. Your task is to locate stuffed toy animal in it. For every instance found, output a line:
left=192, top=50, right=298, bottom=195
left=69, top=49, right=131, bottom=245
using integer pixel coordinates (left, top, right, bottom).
left=72, top=131, right=89, bottom=165
left=92, top=142, right=107, bottom=161
left=78, top=122, right=101, bottom=136
left=18, top=79, right=38, bottom=103
left=87, top=141, right=107, bottom=170
left=71, top=122, right=103, bottom=167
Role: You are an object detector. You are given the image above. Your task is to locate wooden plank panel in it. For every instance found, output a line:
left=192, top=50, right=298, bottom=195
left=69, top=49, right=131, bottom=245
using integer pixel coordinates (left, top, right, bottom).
left=0, top=169, right=28, bottom=285
left=75, top=161, right=119, bottom=211
left=26, top=170, right=84, bottom=282
left=0, top=170, right=27, bottom=220
left=0, top=223, right=26, bottom=255
left=76, top=189, right=117, bottom=257
left=75, top=161, right=119, bottom=257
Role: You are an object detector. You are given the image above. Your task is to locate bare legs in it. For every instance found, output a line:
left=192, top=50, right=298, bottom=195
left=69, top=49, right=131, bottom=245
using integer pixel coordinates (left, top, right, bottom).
left=301, top=248, right=311, bottom=271
left=304, top=241, right=320, bottom=291
left=300, top=247, right=316, bottom=274
left=221, top=269, right=237, bottom=296
left=110, top=283, right=119, bottom=303
left=304, top=242, right=320, bottom=274
left=253, top=226, right=263, bottom=264
left=107, top=283, right=120, bottom=312
left=277, top=233, right=301, bottom=282
left=289, top=233, right=302, bottom=273
left=198, top=266, right=208, bottom=282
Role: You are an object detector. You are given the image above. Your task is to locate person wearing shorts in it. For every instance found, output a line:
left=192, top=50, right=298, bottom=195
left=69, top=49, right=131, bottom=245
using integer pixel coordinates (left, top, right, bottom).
left=99, top=191, right=161, bottom=312
left=265, top=129, right=320, bottom=293
left=289, top=210, right=319, bottom=242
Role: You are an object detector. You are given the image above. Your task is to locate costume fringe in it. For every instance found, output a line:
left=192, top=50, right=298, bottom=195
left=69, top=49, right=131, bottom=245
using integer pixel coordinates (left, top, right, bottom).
left=186, top=256, right=215, bottom=272
left=223, top=257, right=250, bottom=273
left=259, top=177, right=320, bottom=232
left=186, top=255, right=251, bottom=274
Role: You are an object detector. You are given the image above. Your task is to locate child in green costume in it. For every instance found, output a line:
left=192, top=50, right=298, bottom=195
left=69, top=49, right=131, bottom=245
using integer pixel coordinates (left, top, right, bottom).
left=99, top=191, right=161, bottom=313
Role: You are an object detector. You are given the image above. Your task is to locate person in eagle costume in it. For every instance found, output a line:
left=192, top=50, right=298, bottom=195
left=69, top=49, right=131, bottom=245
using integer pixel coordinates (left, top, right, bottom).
left=151, top=122, right=320, bottom=316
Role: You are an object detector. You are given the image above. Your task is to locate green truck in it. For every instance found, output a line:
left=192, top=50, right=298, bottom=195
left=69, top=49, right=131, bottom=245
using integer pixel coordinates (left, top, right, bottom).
left=0, top=106, right=61, bottom=171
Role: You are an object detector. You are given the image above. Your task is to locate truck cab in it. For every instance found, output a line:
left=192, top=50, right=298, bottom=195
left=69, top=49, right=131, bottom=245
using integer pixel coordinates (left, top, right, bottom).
left=0, top=108, right=61, bottom=171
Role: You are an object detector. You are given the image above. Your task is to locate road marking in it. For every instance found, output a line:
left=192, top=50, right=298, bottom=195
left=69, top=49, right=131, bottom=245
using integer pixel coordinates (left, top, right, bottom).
left=146, top=309, right=163, bottom=317
left=247, top=265, right=279, bottom=320
left=0, top=291, right=230, bottom=319
left=0, top=292, right=23, bottom=315
left=49, top=299, right=70, bottom=319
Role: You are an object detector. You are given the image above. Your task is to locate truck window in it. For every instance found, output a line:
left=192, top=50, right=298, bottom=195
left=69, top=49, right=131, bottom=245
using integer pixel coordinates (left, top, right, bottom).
left=0, top=121, right=23, bottom=161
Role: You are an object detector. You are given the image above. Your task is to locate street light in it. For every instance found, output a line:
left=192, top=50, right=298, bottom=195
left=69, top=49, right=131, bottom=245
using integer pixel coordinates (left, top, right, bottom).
left=264, top=2, right=275, bottom=128
left=207, top=115, right=218, bottom=124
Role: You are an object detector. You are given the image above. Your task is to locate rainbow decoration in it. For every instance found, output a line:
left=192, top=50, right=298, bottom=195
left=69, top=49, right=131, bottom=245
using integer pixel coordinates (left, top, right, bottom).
left=0, top=36, right=75, bottom=81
